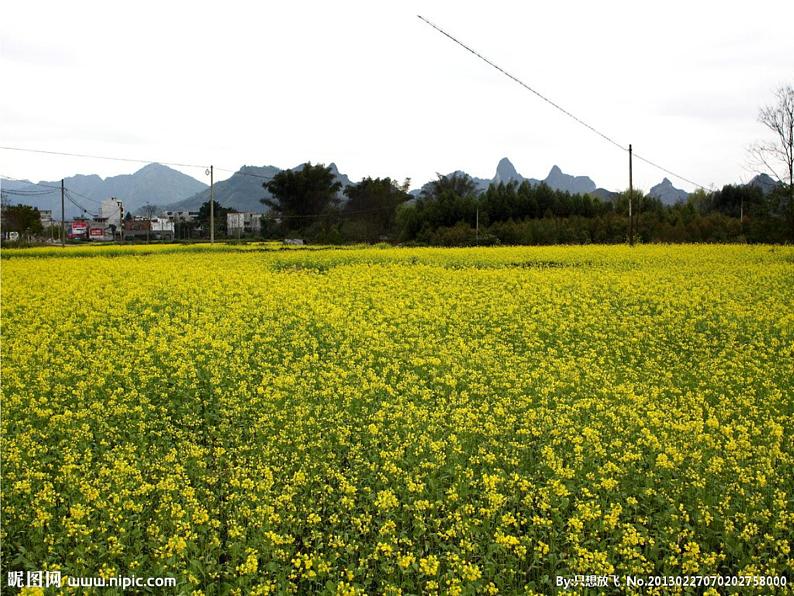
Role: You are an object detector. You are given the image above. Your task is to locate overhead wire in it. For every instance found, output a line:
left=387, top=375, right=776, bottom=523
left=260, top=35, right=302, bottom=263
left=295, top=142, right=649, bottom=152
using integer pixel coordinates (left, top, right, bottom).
left=417, top=15, right=708, bottom=190
left=0, top=175, right=65, bottom=192
left=65, top=190, right=99, bottom=218
left=0, top=145, right=208, bottom=171
left=1, top=188, right=57, bottom=196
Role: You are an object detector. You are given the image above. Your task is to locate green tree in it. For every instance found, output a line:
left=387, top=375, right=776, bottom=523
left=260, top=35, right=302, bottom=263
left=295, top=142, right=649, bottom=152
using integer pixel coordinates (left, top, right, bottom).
left=197, top=200, right=237, bottom=237
left=342, top=177, right=410, bottom=242
left=687, top=188, right=713, bottom=214
left=1, top=204, right=44, bottom=237
left=262, top=163, right=342, bottom=233
left=420, top=172, right=477, bottom=201
left=710, top=184, right=763, bottom=219
left=397, top=173, right=479, bottom=242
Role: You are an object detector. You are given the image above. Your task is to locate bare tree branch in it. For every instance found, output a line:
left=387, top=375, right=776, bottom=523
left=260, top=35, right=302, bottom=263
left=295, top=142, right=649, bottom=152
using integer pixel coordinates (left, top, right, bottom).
left=749, top=84, right=794, bottom=193
left=749, top=143, right=784, bottom=183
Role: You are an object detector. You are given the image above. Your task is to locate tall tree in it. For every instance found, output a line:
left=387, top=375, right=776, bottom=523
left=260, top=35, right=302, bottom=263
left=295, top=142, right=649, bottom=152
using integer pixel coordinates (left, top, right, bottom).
left=420, top=172, right=477, bottom=201
left=343, top=177, right=410, bottom=241
left=1, top=204, right=44, bottom=236
left=262, top=163, right=342, bottom=232
left=750, top=84, right=793, bottom=201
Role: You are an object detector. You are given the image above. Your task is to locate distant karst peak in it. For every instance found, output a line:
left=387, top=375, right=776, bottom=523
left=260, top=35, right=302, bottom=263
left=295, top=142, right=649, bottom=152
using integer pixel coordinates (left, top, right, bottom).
left=494, top=157, right=522, bottom=183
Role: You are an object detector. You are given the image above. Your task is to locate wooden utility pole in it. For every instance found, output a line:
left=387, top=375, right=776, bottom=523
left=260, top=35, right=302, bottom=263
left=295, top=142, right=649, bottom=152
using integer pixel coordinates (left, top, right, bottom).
left=475, top=206, right=479, bottom=244
left=628, top=144, right=634, bottom=246
left=61, top=179, right=65, bottom=248
left=210, top=165, right=214, bottom=244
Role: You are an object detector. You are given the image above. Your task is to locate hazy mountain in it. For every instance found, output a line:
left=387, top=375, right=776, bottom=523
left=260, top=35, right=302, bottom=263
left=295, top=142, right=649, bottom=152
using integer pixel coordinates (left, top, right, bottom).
left=1, top=164, right=207, bottom=219
left=493, top=157, right=542, bottom=186
left=160, top=165, right=281, bottom=214
left=543, top=165, right=596, bottom=195
left=493, top=157, right=521, bottom=184
left=412, top=158, right=595, bottom=197
left=160, top=162, right=354, bottom=214
left=0, top=178, right=63, bottom=217
left=648, top=177, right=689, bottom=205
left=2, top=175, right=109, bottom=219
left=747, top=173, right=779, bottom=195
left=102, top=164, right=207, bottom=212
left=326, top=163, right=353, bottom=190
left=589, top=188, right=619, bottom=201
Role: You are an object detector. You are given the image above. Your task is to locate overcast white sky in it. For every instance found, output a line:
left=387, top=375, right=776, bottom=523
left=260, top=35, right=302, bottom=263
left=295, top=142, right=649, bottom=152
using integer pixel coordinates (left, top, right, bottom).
left=2, top=0, right=792, bottom=193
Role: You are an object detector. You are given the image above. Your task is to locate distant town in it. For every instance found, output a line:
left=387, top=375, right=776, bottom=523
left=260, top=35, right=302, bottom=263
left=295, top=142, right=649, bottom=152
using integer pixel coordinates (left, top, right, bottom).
left=0, top=199, right=267, bottom=244
left=59, top=201, right=265, bottom=242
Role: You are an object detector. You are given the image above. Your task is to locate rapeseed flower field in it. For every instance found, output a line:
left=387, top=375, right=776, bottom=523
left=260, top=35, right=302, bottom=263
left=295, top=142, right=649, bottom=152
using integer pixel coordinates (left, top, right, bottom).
left=1, top=244, right=792, bottom=594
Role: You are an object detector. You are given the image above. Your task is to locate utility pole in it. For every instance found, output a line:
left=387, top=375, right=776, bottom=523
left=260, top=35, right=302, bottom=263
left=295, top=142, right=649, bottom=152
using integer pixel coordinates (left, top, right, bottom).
left=146, top=203, right=151, bottom=244
left=628, top=144, right=634, bottom=246
left=61, top=179, right=65, bottom=248
left=210, top=165, right=214, bottom=244
left=118, top=199, right=124, bottom=242
left=475, top=206, right=479, bottom=244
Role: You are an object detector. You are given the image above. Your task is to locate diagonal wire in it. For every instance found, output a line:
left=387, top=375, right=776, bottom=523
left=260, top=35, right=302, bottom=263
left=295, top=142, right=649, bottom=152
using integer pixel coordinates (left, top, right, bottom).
left=417, top=15, right=708, bottom=190
left=0, top=145, right=208, bottom=170
left=417, top=15, right=626, bottom=152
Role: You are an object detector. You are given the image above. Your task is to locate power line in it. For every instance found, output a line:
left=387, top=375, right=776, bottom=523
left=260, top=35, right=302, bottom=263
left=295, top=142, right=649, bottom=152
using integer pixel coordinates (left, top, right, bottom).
left=1, top=188, right=57, bottom=196
left=417, top=16, right=626, bottom=151
left=0, top=175, right=96, bottom=219
left=214, top=167, right=274, bottom=180
left=62, top=187, right=102, bottom=205
left=1, top=147, right=278, bottom=184
left=64, top=190, right=98, bottom=217
left=0, top=145, right=209, bottom=171
left=417, top=15, right=707, bottom=190
left=0, top=175, right=65, bottom=192
left=630, top=153, right=707, bottom=190
left=1, top=173, right=105, bottom=207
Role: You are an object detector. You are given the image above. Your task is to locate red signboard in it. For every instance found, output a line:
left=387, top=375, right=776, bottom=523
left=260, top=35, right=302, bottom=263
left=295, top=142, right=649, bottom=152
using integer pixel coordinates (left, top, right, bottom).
left=89, top=227, right=105, bottom=238
left=68, top=221, right=88, bottom=239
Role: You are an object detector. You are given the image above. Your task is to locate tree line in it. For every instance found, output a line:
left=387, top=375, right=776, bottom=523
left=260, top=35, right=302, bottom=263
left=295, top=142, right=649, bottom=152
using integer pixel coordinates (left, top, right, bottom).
left=2, top=169, right=791, bottom=246
left=254, top=163, right=792, bottom=245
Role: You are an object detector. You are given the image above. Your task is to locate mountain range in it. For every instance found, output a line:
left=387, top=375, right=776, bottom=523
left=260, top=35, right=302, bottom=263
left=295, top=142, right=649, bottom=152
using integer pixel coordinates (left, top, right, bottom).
left=648, top=178, right=689, bottom=204
left=3, top=158, right=781, bottom=218
left=0, top=163, right=207, bottom=219
left=160, top=163, right=353, bottom=214
left=412, top=157, right=611, bottom=200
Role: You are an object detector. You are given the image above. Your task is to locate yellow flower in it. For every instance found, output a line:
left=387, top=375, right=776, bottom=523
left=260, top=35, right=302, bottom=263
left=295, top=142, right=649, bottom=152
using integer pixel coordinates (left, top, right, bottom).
left=419, top=555, right=439, bottom=576
left=237, top=549, right=259, bottom=575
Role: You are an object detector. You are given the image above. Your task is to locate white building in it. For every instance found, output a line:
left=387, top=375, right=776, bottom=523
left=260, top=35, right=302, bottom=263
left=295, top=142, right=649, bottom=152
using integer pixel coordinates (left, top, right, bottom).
left=150, top=218, right=175, bottom=239
left=227, top=212, right=263, bottom=235
left=165, top=210, right=198, bottom=223
left=100, top=198, right=124, bottom=227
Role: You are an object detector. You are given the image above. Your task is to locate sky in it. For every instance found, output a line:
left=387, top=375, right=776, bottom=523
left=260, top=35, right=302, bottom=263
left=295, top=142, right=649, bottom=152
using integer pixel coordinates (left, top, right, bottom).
left=1, top=0, right=793, bottom=194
